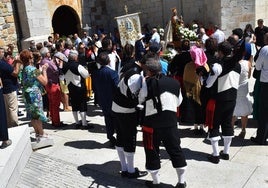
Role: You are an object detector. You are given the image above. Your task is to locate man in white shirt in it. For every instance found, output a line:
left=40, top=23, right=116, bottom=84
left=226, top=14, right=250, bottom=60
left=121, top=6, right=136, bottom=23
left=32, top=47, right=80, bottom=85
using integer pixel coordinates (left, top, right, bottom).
left=149, top=28, right=160, bottom=45
left=199, top=27, right=209, bottom=44
left=251, top=33, right=268, bottom=145
left=74, top=33, right=82, bottom=49
left=211, top=25, right=225, bottom=44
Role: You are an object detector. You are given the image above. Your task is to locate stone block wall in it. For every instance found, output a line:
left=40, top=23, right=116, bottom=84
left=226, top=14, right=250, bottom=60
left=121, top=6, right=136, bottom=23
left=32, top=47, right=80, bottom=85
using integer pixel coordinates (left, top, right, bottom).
left=1, top=0, right=268, bottom=51
left=256, top=0, right=268, bottom=26
left=0, top=0, right=17, bottom=49
left=82, top=0, right=109, bottom=35
left=220, top=0, right=255, bottom=37
left=105, top=0, right=181, bottom=33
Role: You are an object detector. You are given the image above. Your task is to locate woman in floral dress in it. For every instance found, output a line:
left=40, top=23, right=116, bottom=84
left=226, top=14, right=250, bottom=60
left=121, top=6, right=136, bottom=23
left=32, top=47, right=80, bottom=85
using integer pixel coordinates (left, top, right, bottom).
left=20, top=49, right=52, bottom=142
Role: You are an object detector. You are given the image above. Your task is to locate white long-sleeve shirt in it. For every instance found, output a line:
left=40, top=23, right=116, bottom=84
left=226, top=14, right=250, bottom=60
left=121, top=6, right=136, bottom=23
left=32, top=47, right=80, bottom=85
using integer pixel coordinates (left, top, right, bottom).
left=255, top=45, right=268, bottom=82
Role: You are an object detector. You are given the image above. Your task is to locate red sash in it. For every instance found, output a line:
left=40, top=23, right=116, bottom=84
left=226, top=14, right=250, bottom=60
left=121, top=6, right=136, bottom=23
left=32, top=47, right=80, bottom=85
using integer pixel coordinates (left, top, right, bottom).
left=142, top=126, right=154, bottom=150
left=205, top=99, right=216, bottom=129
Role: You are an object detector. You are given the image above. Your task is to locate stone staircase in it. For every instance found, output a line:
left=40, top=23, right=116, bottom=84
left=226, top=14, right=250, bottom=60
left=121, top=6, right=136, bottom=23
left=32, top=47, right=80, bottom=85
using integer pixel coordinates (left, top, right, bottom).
left=0, top=125, right=32, bottom=188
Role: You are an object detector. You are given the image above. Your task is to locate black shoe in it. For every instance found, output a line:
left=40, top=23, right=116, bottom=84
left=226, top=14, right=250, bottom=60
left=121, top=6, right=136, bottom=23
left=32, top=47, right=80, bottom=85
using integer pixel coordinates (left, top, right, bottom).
left=207, top=154, right=220, bottom=164
left=127, top=168, right=148, bottom=178
left=219, top=150, right=229, bottom=160
left=175, top=182, right=187, bottom=188
left=145, top=180, right=162, bottom=188
left=119, top=170, right=128, bottom=178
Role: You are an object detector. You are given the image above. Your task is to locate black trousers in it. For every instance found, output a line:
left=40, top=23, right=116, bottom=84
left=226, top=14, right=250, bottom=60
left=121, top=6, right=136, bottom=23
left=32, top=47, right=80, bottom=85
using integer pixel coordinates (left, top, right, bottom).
left=68, top=83, right=87, bottom=112
left=208, top=100, right=236, bottom=138
left=256, top=82, right=268, bottom=144
left=143, top=126, right=187, bottom=170
left=0, top=89, right=9, bottom=141
left=114, top=112, right=138, bottom=152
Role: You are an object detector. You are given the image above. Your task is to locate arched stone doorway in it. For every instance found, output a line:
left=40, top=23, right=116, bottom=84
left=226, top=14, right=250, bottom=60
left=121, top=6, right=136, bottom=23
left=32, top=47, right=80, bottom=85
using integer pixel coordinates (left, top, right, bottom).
left=52, top=5, right=81, bottom=37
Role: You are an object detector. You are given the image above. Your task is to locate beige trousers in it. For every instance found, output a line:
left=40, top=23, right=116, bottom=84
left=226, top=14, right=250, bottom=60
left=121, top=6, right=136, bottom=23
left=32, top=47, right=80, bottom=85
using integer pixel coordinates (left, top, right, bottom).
left=4, top=91, right=18, bottom=128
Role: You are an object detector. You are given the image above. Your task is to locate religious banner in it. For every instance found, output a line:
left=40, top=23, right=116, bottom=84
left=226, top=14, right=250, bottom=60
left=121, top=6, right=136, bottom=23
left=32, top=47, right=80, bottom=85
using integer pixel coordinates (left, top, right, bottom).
left=115, top=12, right=141, bottom=47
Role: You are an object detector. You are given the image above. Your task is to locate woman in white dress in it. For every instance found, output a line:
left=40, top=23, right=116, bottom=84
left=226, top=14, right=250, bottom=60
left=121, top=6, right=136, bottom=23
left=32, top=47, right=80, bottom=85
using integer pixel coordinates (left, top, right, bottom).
left=232, top=59, right=252, bottom=138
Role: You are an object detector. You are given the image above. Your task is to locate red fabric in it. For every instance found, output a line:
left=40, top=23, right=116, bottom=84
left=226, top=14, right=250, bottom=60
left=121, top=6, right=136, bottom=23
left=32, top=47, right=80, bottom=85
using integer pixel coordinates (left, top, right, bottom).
left=46, top=84, right=61, bottom=125
left=205, top=99, right=216, bottom=129
left=206, top=29, right=214, bottom=36
left=142, top=126, right=154, bottom=150
left=86, top=49, right=93, bottom=58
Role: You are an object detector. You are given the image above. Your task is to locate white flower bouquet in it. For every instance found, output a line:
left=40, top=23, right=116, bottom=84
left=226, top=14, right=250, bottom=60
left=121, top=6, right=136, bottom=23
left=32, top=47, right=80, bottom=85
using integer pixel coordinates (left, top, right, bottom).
left=178, top=26, right=198, bottom=41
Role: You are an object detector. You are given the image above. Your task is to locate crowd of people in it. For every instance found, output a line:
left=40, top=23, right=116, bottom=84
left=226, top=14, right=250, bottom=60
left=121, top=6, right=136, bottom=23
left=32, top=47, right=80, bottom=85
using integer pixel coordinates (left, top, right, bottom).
left=1, top=14, right=268, bottom=188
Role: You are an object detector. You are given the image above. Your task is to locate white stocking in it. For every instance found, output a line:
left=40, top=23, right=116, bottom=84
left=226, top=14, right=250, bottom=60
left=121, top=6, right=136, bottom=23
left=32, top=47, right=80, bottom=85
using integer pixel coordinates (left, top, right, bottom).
left=72, top=111, right=79, bottom=124
left=124, top=152, right=135, bottom=173
left=176, top=166, right=187, bottom=184
left=148, top=169, right=160, bottom=184
left=223, top=136, right=233, bottom=154
left=80, top=112, right=87, bottom=126
left=115, top=146, right=127, bottom=171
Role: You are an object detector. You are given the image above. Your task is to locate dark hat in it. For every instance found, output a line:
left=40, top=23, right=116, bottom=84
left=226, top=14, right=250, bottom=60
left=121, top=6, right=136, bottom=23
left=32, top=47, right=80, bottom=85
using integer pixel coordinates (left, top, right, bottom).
left=232, top=28, right=243, bottom=39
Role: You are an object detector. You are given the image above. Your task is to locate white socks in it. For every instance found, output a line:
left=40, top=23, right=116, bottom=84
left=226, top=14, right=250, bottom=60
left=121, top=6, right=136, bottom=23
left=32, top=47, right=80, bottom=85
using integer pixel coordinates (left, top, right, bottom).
left=223, top=136, right=233, bottom=154
left=80, top=112, right=87, bottom=126
left=176, top=166, right=187, bottom=184
left=211, top=139, right=219, bottom=156
left=147, top=167, right=186, bottom=184
left=72, top=111, right=79, bottom=124
left=209, top=136, right=233, bottom=155
left=124, top=152, right=135, bottom=173
left=115, top=146, right=127, bottom=172
left=73, top=111, right=87, bottom=126
left=148, top=169, right=160, bottom=184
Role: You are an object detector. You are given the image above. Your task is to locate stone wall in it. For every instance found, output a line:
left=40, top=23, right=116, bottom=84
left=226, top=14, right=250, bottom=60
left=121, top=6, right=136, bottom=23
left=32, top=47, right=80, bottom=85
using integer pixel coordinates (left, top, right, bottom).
left=2, top=0, right=268, bottom=51
left=105, top=0, right=180, bottom=32
left=220, top=0, right=256, bottom=37
left=0, top=0, right=17, bottom=49
left=256, top=0, right=268, bottom=26
left=82, top=0, right=108, bottom=35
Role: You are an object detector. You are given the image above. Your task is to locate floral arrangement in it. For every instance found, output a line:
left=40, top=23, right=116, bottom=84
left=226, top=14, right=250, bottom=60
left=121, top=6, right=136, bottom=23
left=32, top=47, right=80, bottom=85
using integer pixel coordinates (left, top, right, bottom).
left=178, top=26, right=198, bottom=41
left=161, top=48, right=177, bottom=63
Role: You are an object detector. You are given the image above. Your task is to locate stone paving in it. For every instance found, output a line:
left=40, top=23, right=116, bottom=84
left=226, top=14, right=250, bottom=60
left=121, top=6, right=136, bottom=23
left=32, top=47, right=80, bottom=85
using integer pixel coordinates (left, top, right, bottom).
left=15, top=93, right=268, bottom=188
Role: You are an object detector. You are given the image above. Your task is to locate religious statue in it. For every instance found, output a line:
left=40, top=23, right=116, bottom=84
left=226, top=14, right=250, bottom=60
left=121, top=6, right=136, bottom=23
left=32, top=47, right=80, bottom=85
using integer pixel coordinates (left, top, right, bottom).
left=170, top=8, right=184, bottom=49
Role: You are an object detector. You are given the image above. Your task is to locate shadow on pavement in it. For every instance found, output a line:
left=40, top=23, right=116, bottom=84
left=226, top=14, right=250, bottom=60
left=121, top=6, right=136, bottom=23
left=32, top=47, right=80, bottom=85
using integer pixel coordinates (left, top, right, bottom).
left=64, top=140, right=113, bottom=149
left=78, top=162, right=174, bottom=188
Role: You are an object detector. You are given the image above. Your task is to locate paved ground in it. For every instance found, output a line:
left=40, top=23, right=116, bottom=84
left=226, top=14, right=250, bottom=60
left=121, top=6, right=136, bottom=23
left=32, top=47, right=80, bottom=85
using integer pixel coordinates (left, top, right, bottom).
left=15, top=91, right=268, bottom=188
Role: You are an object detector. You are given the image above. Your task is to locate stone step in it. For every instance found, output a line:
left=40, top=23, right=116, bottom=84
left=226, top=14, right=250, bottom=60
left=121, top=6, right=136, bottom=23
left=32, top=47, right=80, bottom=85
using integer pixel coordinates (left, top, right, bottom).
left=0, top=125, right=32, bottom=188
left=16, top=152, right=145, bottom=188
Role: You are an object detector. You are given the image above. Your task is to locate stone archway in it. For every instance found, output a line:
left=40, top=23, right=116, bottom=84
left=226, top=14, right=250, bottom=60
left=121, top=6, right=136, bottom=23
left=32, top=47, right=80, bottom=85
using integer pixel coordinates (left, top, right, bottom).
left=52, top=5, right=81, bottom=37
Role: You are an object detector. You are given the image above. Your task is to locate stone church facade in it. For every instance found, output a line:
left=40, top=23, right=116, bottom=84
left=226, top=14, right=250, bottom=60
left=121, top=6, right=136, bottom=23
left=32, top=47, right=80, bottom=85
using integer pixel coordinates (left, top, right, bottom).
left=1, top=0, right=268, bottom=51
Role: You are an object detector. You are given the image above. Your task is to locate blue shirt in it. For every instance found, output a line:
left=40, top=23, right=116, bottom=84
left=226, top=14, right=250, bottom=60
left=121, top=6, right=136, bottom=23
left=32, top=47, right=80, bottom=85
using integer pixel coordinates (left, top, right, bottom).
left=160, top=58, right=168, bottom=75
left=0, top=60, right=17, bottom=94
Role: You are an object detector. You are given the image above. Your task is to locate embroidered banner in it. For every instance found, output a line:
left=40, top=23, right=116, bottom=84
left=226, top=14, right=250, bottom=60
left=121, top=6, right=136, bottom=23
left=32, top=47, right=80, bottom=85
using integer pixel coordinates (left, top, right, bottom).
left=115, top=12, right=141, bottom=47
